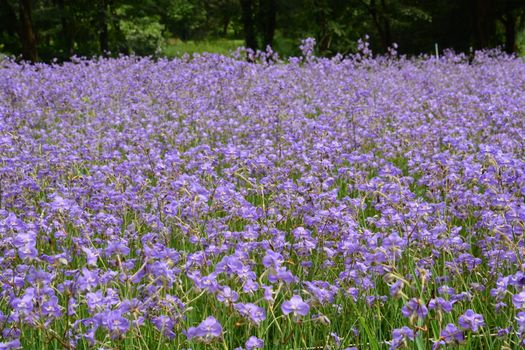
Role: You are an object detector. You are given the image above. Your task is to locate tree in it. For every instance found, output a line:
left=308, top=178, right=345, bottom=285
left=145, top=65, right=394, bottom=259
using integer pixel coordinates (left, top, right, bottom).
left=1, top=0, right=524, bottom=61
left=240, top=0, right=257, bottom=50
left=56, top=0, right=73, bottom=57
left=99, top=0, right=109, bottom=53
left=258, top=0, right=276, bottom=47
left=359, top=0, right=392, bottom=51
left=18, top=0, right=38, bottom=61
left=472, top=0, right=494, bottom=50
left=498, top=0, right=525, bottom=54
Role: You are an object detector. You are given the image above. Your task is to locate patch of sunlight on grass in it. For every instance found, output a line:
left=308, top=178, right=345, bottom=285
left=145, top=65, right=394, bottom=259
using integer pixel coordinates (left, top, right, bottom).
left=162, top=38, right=244, bottom=57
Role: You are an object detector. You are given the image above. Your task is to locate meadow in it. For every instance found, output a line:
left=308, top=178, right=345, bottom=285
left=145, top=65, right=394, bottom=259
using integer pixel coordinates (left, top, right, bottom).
left=161, top=39, right=245, bottom=58
left=1, top=43, right=525, bottom=349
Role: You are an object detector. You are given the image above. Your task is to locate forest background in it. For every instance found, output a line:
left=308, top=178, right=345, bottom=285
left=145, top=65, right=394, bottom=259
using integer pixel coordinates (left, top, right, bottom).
left=1, top=0, right=524, bottom=62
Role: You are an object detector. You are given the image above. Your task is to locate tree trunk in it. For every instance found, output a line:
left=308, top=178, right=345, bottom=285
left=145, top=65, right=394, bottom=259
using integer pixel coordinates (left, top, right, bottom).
left=314, top=0, right=330, bottom=54
left=1, top=0, right=19, bottom=39
left=259, top=0, right=276, bottom=48
left=99, top=0, right=109, bottom=54
left=57, top=0, right=74, bottom=57
left=18, top=0, right=38, bottom=62
left=368, top=0, right=389, bottom=51
left=222, top=16, right=230, bottom=36
left=504, top=12, right=516, bottom=54
left=240, top=0, right=257, bottom=51
left=380, top=0, right=391, bottom=50
left=473, top=0, right=490, bottom=49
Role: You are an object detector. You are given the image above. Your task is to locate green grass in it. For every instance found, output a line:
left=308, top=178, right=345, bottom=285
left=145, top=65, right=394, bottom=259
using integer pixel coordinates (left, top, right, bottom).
left=161, top=39, right=245, bottom=57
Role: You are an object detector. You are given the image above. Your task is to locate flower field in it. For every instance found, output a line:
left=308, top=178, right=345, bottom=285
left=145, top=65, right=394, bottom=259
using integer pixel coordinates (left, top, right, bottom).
left=1, top=48, right=525, bottom=349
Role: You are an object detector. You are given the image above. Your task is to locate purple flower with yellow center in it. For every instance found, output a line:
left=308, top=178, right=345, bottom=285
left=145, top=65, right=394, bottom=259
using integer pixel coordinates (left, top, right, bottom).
left=10, top=292, right=34, bottom=315
left=17, top=244, right=38, bottom=260
left=281, top=295, right=310, bottom=317
left=262, top=250, right=284, bottom=269
left=86, top=291, right=106, bottom=313
left=104, top=310, right=130, bottom=338
left=242, top=279, right=259, bottom=294
left=41, top=296, right=62, bottom=319
left=440, top=323, right=464, bottom=344
left=77, top=268, right=99, bottom=292
left=245, top=336, right=264, bottom=350
left=429, top=297, right=453, bottom=313
left=216, top=286, right=239, bottom=306
left=13, top=232, right=36, bottom=248
left=458, top=309, right=484, bottom=332
left=186, top=316, right=222, bottom=343
left=234, top=303, right=266, bottom=325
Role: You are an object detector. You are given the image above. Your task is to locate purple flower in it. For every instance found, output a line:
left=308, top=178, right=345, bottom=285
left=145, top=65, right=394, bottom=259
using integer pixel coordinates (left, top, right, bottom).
left=242, top=279, right=259, bottom=294
left=0, top=339, right=21, bottom=350
left=401, top=298, right=428, bottom=321
left=234, top=303, right=266, bottom=325
left=330, top=332, right=342, bottom=346
left=458, top=309, right=484, bottom=332
left=268, top=268, right=297, bottom=284
left=17, top=244, right=38, bottom=260
left=432, top=340, right=446, bottom=350
left=13, top=232, right=36, bottom=248
left=281, top=295, right=310, bottom=317
left=216, top=286, right=239, bottom=305
left=85, top=291, right=106, bottom=313
left=245, top=336, right=264, bottom=350
left=41, top=296, right=62, bottom=319
left=516, top=311, right=525, bottom=336
left=152, top=315, right=176, bottom=339
left=10, top=291, right=34, bottom=315
left=389, top=280, right=404, bottom=298
left=429, top=297, right=453, bottom=313
left=262, top=285, right=274, bottom=302
left=440, top=323, right=464, bottom=344
left=77, top=268, right=99, bottom=292
left=262, top=250, right=284, bottom=269
left=304, top=281, right=337, bottom=304
left=192, top=273, right=220, bottom=292
left=105, top=240, right=130, bottom=256
left=81, top=327, right=97, bottom=346
left=104, top=310, right=130, bottom=338
left=50, top=195, right=73, bottom=211
left=513, top=291, right=525, bottom=309
left=497, top=327, right=510, bottom=337
left=389, top=326, right=414, bottom=350
left=438, top=285, right=455, bottom=296
left=81, top=247, right=99, bottom=266
left=186, top=316, right=222, bottom=343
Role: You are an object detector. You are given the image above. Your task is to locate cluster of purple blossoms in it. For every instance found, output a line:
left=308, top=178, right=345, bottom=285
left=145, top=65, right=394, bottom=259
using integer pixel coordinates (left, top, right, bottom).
left=0, top=45, right=524, bottom=348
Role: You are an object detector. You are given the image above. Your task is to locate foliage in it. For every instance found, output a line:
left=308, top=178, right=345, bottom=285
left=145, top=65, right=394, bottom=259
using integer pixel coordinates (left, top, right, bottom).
left=0, top=0, right=524, bottom=61
left=117, top=7, right=165, bottom=55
